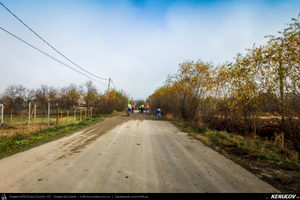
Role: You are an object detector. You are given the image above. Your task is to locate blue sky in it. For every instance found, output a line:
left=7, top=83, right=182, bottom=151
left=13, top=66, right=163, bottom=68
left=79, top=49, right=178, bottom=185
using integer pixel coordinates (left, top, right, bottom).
left=0, top=0, right=299, bottom=99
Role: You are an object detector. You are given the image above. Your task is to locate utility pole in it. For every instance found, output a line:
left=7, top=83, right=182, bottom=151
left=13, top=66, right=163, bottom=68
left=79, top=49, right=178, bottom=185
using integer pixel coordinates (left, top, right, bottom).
left=108, top=77, right=111, bottom=91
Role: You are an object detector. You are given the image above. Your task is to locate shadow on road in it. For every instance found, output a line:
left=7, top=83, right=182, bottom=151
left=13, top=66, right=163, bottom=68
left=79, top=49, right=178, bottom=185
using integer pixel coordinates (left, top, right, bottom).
left=121, top=111, right=156, bottom=120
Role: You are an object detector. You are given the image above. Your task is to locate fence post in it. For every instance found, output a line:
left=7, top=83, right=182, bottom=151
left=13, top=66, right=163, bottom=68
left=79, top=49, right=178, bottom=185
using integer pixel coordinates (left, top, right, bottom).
left=85, top=108, right=87, bottom=119
left=56, top=103, right=59, bottom=125
left=80, top=108, right=82, bottom=121
left=48, top=102, right=50, bottom=126
left=0, top=104, right=3, bottom=125
left=90, top=107, right=93, bottom=118
left=74, top=109, right=76, bottom=121
left=34, top=103, right=36, bottom=125
left=28, top=102, right=31, bottom=127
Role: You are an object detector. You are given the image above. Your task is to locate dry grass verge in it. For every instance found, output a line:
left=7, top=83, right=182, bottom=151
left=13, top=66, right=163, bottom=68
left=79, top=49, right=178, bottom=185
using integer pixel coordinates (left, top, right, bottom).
left=170, top=119, right=300, bottom=192
left=0, top=113, right=120, bottom=160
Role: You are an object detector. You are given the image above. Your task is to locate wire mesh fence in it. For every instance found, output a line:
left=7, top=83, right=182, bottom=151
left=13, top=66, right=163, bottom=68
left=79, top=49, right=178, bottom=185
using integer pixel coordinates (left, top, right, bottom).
left=0, top=102, right=94, bottom=136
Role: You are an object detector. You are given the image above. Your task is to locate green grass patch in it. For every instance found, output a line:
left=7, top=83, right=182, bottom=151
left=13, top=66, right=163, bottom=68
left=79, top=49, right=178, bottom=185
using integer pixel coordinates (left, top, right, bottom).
left=172, top=120, right=300, bottom=171
left=0, top=114, right=114, bottom=160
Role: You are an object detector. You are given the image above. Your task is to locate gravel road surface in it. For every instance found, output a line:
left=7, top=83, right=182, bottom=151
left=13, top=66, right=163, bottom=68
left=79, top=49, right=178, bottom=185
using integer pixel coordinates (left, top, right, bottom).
left=0, top=113, right=278, bottom=192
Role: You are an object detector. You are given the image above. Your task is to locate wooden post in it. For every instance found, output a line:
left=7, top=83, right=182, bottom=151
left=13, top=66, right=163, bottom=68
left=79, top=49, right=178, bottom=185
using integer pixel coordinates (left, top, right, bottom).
left=80, top=108, right=82, bottom=121
left=56, top=103, right=59, bottom=125
left=90, top=107, right=93, bottom=118
left=28, top=102, right=31, bottom=127
left=48, top=102, right=50, bottom=126
left=85, top=108, right=87, bottom=119
left=0, top=104, right=3, bottom=125
left=74, top=109, right=76, bottom=121
left=34, top=103, right=36, bottom=125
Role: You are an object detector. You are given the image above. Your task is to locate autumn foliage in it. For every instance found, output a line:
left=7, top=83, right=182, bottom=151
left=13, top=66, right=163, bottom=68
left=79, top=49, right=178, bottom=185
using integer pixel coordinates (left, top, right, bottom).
left=149, top=16, right=300, bottom=152
left=0, top=81, right=128, bottom=116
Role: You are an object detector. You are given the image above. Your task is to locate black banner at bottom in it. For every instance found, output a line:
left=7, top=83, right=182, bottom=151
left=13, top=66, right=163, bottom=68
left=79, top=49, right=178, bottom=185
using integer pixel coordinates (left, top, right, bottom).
left=0, top=193, right=299, bottom=200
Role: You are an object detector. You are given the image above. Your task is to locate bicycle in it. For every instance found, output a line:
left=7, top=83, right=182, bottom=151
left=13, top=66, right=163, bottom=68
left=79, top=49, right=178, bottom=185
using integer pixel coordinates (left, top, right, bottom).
left=127, top=108, right=131, bottom=116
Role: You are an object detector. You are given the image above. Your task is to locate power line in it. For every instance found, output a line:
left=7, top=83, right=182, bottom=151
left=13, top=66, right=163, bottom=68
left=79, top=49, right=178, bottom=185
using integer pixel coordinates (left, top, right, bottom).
left=0, top=2, right=109, bottom=81
left=0, top=26, right=108, bottom=86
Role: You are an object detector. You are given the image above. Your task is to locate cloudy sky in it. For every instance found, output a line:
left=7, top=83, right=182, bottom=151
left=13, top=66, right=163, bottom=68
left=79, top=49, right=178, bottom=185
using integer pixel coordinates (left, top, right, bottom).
left=0, top=0, right=299, bottom=99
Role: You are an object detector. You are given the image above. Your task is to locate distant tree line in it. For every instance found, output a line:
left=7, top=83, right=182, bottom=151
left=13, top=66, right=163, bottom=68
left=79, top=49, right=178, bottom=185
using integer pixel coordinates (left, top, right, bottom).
left=0, top=81, right=128, bottom=115
left=149, top=15, right=300, bottom=152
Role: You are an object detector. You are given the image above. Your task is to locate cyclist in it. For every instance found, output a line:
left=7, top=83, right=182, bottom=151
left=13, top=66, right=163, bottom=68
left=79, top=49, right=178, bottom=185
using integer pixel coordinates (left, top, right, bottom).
left=156, top=106, right=161, bottom=119
left=141, top=104, right=145, bottom=114
left=131, top=104, right=135, bottom=114
left=127, top=103, right=132, bottom=116
left=145, top=104, right=150, bottom=112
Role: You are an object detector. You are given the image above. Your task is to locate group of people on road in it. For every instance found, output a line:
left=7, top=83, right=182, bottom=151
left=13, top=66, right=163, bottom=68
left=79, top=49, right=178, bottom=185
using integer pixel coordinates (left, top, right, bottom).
left=126, top=103, right=161, bottom=119
left=138, top=104, right=150, bottom=114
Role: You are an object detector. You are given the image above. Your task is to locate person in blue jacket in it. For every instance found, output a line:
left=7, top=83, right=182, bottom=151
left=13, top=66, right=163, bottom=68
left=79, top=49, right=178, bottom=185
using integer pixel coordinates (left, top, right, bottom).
left=156, top=106, right=161, bottom=119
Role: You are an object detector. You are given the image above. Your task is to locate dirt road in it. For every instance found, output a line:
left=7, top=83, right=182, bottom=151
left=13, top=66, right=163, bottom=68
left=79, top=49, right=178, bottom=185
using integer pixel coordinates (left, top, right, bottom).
left=0, top=113, right=278, bottom=192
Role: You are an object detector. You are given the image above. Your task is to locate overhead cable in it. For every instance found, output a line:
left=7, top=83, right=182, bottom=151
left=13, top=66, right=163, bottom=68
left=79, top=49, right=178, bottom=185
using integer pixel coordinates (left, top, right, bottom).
left=0, top=2, right=109, bottom=81
left=0, top=26, right=108, bottom=86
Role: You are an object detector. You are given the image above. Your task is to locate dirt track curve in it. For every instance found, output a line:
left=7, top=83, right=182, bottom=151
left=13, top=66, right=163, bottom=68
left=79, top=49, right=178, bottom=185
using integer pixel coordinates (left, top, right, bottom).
left=0, top=112, right=278, bottom=192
